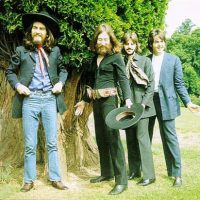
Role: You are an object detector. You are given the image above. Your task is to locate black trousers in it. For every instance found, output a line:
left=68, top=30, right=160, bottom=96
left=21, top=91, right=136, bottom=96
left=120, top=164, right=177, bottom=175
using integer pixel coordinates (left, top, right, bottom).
left=149, top=92, right=181, bottom=177
left=126, top=118, right=155, bottom=179
left=93, top=96, right=127, bottom=185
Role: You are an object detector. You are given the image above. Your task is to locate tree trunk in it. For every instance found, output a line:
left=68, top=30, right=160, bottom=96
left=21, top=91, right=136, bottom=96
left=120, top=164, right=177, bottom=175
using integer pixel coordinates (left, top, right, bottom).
left=0, top=68, right=24, bottom=167
left=0, top=65, right=99, bottom=180
left=63, top=69, right=99, bottom=172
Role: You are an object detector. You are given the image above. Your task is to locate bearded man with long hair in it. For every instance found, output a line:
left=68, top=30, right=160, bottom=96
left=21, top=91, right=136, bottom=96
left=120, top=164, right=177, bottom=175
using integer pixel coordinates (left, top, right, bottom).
left=75, top=23, right=132, bottom=195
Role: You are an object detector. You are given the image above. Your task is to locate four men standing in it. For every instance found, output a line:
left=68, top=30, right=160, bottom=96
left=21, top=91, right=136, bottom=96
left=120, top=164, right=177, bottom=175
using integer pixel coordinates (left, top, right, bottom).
left=6, top=10, right=200, bottom=195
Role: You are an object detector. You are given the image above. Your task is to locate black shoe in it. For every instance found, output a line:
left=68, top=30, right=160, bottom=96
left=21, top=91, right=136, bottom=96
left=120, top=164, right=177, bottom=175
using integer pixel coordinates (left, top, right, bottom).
left=173, top=177, right=182, bottom=187
left=90, top=176, right=113, bottom=183
left=20, top=182, right=34, bottom=192
left=128, top=172, right=141, bottom=180
left=137, top=178, right=155, bottom=186
left=108, top=184, right=127, bottom=195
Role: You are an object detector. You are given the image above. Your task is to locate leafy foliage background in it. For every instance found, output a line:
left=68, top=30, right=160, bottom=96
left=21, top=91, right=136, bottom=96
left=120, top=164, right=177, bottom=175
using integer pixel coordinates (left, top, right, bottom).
left=167, top=19, right=200, bottom=99
left=1, top=1, right=199, bottom=100
left=0, top=0, right=168, bottom=69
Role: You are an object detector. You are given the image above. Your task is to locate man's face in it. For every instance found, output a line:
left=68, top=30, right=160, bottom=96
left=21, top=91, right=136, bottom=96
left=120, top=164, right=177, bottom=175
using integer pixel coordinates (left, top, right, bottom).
left=31, top=21, right=47, bottom=45
left=123, top=39, right=136, bottom=55
left=152, top=35, right=165, bottom=55
left=96, top=31, right=112, bottom=55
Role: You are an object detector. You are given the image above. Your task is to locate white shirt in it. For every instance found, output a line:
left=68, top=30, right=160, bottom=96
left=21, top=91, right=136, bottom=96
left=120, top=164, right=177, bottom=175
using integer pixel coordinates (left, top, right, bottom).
left=152, top=52, right=164, bottom=92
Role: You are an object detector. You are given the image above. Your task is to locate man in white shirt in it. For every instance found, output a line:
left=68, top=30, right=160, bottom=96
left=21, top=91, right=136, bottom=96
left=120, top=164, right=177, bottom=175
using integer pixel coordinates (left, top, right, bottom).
left=148, top=29, right=199, bottom=187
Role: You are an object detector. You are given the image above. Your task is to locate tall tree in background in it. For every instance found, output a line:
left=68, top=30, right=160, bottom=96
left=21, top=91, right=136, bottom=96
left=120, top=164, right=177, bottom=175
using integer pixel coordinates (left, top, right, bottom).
left=176, top=18, right=195, bottom=35
left=0, top=0, right=169, bottom=177
left=167, top=20, right=200, bottom=99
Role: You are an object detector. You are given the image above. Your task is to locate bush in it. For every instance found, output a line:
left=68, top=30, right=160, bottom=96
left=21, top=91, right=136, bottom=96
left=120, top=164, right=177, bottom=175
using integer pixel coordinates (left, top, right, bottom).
left=190, top=94, right=200, bottom=105
left=0, top=0, right=169, bottom=68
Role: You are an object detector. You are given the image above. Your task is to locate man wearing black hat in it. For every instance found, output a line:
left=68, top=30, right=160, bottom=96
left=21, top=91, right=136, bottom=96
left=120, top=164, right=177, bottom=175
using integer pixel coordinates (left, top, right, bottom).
left=6, top=11, right=68, bottom=192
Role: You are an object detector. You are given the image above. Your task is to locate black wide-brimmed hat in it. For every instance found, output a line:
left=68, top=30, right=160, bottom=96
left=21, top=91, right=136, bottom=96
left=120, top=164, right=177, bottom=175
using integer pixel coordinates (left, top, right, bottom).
left=105, top=103, right=144, bottom=130
left=22, top=11, right=60, bottom=37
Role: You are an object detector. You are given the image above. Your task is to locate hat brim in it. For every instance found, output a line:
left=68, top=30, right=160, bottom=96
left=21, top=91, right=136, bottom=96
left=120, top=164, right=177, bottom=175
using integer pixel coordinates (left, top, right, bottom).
left=105, top=103, right=144, bottom=130
left=22, top=12, right=60, bottom=38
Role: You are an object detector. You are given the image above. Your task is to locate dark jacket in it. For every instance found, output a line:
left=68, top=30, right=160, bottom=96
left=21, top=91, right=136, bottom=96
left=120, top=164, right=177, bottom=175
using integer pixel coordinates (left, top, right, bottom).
left=83, top=53, right=132, bottom=102
left=6, top=46, right=68, bottom=118
left=148, top=52, right=191, bottom=120
left=124, top=54, right=156, bottom=118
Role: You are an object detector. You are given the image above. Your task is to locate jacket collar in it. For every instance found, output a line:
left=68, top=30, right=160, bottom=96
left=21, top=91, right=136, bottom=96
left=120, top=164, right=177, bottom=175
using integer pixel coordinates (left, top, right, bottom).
left=124, top=53, right=139, bottom=64
left=148, top=51, right=166, bottom=60
left=28, top=46, right=52, bottom=63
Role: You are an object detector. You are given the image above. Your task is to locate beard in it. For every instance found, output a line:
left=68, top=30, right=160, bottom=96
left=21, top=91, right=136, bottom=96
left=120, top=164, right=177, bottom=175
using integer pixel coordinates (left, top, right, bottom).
left=32, top=34, right=45, bottom=45
left=96, top=43, right=112, bottom=56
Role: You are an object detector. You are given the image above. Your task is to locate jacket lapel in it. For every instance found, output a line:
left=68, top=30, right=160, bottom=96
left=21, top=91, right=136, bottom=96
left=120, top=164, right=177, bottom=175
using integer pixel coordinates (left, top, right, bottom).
left=159, top=52, right=170, bottom=84
left=29, top=51, right=36, bottom=63
left=149, top=52, right=167, bottom=86
left=130, top=54, right=140, bottom=86
left=48, top=48, right=55, bottom=68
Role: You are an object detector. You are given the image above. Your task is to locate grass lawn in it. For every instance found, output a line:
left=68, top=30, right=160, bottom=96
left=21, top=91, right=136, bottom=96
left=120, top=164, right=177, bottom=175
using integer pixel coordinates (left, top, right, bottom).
left=1, top=108, right=200, bottom=200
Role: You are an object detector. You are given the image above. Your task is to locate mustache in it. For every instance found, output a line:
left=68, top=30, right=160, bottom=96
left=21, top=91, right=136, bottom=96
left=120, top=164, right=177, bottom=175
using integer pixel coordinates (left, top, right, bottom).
left=96, top=43, right=112, bottom=55
left=97, top=44, right=108, bottom=48
left=96, top=44, right=111, bottom=49
left=32, top=34, right=42, bottom=37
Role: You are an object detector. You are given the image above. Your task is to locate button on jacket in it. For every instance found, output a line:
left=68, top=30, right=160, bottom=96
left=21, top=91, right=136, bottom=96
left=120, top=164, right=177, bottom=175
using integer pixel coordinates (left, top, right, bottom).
left=6, top=46, right=68, bottom=118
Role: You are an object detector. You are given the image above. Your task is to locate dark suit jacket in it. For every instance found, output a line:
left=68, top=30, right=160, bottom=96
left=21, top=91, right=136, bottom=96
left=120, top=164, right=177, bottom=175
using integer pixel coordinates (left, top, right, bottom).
left=83, top=53, right=132, bottom=102
left=149, top=52, right=191, bottom=120
left=6, top=46, right=68, bottom=118
left=125, top=54, right=156, bottom=118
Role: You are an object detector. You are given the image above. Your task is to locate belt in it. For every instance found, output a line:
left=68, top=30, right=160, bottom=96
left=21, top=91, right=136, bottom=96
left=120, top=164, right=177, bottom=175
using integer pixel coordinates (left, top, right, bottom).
left=87, top=87, right=118, bottom=100
left=30, top=90, right=52, bottom=95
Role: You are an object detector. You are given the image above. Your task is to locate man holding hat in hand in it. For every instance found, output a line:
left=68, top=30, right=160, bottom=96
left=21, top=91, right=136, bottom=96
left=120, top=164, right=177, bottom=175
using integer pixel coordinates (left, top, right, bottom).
left=6, top=11, right=68, bottom=191
left=121, top=31, right=155, bottom=186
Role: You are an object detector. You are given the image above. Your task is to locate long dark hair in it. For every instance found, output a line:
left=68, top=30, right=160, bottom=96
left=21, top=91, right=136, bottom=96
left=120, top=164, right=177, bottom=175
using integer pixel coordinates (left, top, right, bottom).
left=90, top=23, right=122, bottom=53
left=23, top=22, right=55, bottom=52
left=121, top=31, right=141, bottom=54
left=148, top=29, right=166, bottom=52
